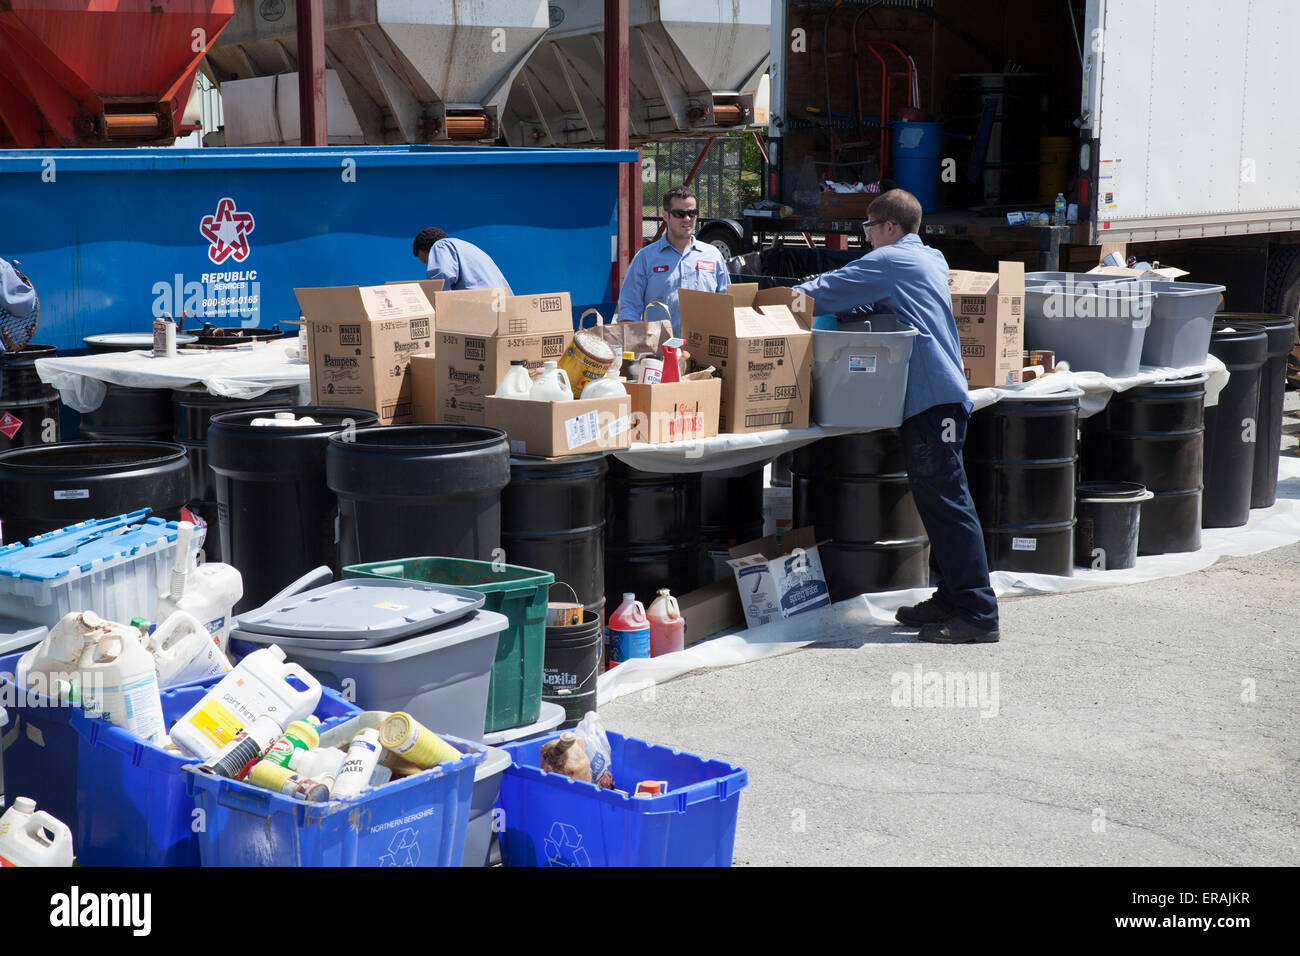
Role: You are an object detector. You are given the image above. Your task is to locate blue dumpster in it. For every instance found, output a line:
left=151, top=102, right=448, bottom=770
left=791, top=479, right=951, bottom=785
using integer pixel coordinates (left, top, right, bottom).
left=0, top=145, right=634, bottom=352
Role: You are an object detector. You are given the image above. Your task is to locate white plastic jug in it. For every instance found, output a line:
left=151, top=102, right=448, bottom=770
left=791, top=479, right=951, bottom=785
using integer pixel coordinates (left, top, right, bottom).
left=78, top=628, right=167, bottom=743
left=16, top=611, right=123, bottom=693
left=251, top=411, right=320, bottom=427
left=581, top=365, right=627, bottom=399
left=170, top=645, right=321, bottom=761
left=494, top=359, right=534, bottom=398
left=150, top=610, right=232, bottom=687
left=528, top=361, right=575, bottom=402
left=0, top=798, right=74, bottom=867
left=155, top=521, right=243, bottom=652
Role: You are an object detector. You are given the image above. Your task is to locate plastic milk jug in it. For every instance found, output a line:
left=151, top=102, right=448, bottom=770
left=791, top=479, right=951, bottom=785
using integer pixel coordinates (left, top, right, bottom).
left=494, top=359, right=534, bottom=398
left=528, top=361, right=575, bottom=402
left=647, top=588, right=685, bottom=657
left=608, top=593, right=649, bottom=664
left=581, top=364, right=628, bottom=399
left=149, top=610, right=232, bottom=687
left=0, top=798, right=74, bottom=867
left=155, top=521, right=243, bottom=652
left=78, top=628, right=167, bottom=743
left=170, top=645, right=321, bottom=761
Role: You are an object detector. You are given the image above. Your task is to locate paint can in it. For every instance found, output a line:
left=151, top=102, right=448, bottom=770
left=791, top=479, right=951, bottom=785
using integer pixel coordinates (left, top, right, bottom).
left=198, top=714, right=282, bottom=779
left=377, top=712, right=460, bottom=769
left=558, top=321, right=617, bottom=397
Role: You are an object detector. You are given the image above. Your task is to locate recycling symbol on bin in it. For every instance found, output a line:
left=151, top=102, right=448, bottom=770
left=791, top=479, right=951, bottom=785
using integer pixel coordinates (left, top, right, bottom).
left=544, top=822, right=590, bottom=867
left=378, top=827, right=421, bottom=867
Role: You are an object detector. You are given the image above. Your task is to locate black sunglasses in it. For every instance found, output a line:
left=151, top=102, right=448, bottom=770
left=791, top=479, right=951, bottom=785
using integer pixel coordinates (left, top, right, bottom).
left=666, top=208, right=699, bottom=219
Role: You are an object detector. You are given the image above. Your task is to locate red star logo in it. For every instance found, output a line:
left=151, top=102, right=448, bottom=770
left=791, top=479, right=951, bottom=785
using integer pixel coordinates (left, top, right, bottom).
left=200, top=198, right=255, bottom=264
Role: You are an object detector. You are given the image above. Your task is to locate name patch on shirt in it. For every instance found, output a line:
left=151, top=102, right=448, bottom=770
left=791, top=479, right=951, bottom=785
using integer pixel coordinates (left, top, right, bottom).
left=653, top=265, right=670, bottom=273
left=696, top=260, right=716, bottom=273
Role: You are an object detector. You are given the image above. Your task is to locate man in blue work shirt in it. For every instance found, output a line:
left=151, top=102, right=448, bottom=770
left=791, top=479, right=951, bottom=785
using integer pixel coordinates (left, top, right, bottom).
left=413, top=227, right=512, bottom=292
left=794, top=190, right=1000, bottom=644
left=618, top=186, right=729, bottom=336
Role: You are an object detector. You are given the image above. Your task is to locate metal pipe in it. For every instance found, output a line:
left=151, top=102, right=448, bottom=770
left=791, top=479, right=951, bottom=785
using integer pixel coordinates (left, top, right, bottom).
left=296, top=0, right=326, bottom=146
left=605, top=0, right=633, bottom=291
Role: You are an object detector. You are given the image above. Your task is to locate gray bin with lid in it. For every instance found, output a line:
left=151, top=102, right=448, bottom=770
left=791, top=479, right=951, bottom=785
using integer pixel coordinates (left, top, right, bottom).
left=1138, top=281, right=1226, bottom=369
left=1024, top=281, right=1154, bottom=377
left=811, top=315, right=918, bottom=427
left=230, top=578, right=507, bottom=743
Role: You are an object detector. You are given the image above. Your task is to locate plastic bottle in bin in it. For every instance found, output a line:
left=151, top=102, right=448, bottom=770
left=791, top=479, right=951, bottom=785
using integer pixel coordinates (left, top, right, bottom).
left=647, top=588, right=684, bottom=657
left=608, top=593, right=649, bottom=664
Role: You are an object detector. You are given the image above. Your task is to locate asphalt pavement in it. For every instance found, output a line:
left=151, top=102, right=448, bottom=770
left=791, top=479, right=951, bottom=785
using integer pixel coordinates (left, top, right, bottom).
left=600, top=393, right=1300, bottom=867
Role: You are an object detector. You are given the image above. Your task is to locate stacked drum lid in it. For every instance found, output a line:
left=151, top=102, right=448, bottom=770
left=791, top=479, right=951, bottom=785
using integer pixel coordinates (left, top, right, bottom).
left=791, top=431, right=929, bottom=601
left=965, top=389, right=1082, bottom=576
left=1081, top=375, right=1207, bottom=555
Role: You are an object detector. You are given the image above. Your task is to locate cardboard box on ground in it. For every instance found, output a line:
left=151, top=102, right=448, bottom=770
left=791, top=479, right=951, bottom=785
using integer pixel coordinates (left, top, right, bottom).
left=948, top=262, right=1025, bottom=388
left=679, top=526, right=829, bottom=643
left=294, top=279, right=443, bottom=425
left=418, top=289, right=574, bottom=426
left=679, top=285, right=814, bottom=434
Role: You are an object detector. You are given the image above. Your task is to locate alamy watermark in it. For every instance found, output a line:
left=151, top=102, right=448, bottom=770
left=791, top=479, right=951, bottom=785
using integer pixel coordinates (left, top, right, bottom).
left=890, top=664, right=1000, bottom=718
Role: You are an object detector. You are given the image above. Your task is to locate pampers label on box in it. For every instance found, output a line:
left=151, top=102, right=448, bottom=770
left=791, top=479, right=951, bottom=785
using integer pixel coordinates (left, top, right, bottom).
left=726, top=527, right=831, bottom=629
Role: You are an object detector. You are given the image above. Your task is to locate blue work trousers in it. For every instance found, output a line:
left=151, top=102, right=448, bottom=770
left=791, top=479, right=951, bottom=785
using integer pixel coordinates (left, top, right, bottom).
left=898, top=403, right=999, bottom=629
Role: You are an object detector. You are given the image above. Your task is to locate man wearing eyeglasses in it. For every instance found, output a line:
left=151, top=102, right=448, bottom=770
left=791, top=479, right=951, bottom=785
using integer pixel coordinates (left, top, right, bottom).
left=617, top=186, right=730, bottom=336
left=793, top=189, right=1000, bottom=645
left=413, top=227, right=512, bottom=293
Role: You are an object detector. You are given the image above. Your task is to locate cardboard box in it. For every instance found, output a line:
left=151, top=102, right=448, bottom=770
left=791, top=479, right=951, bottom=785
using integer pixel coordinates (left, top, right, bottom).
left=625, top=373, right=722, bottom=444
left=679, top=285, right=812, bottom=434
left=484, top=395, right=632, bottom=458
left=725, top=526, right=831, bottom=629
left=678, top=578, right=746, bottom=646
left=294, top=281, right=440, bottom=424
left=410, top=352, right=438, bottom=422
left=432, top=289, right=573, bottom=425
left=949, top=262, right=1025, bottom=388
left=818, top=192, right=874, bottom=218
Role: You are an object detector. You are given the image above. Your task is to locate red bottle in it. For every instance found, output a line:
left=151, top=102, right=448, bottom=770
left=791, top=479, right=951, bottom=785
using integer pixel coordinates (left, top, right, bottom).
left=608, top=593, right=649, bottom=664
left=647, top=588, right=684, bottom=657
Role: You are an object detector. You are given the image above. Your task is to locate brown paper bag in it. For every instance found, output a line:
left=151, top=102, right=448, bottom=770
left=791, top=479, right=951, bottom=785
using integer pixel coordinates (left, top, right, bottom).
left=583, top=302, right=675, bottom=357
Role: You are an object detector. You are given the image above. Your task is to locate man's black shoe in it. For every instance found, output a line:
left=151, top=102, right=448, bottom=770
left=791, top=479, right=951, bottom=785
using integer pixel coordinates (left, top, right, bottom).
left=917, top=618, right=1000, bottom=644
left=895, top=597, right=957, bottom=627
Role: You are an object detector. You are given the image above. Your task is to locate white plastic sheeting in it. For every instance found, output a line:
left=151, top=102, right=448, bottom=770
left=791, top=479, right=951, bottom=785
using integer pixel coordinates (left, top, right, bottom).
left=614, top=358, right=1229, bottom=474
left=35, top=343, right=310, bottom=413
left=597, top=454, right=1300, bottom=705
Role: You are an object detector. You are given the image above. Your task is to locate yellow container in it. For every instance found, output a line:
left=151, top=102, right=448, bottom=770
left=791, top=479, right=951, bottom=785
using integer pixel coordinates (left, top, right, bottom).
left=558, top=318, right=616, bottom=397
left=378, top=712, right=461, bottom=769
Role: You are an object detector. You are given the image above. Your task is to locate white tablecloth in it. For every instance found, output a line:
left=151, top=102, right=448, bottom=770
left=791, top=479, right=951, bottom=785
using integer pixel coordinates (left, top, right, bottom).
left=614, top=357, right=1230, bottom=473
left=35, top=341, right=311, bottom=412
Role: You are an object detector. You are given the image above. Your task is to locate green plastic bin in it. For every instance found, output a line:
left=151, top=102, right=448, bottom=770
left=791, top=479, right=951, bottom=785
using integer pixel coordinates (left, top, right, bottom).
left=344, top=557, right=552, bottom=735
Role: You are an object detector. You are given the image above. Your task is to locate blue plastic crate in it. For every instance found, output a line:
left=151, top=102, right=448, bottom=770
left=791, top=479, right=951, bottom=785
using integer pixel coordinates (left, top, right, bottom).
left=497, top=730, right=748, bottom=867
left=0, top=650, right=81, bottom=840
left=70, top=681, right=361, bottom=867
left=185, top=733, right=486, bottom=866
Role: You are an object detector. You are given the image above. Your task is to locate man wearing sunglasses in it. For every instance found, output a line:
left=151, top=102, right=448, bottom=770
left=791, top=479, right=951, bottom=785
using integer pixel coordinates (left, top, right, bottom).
left=413, top=226, right=512, bottom=293
left=793, top=189, right=1000, bottom=645
left=617, top=185, right=730, bottom=336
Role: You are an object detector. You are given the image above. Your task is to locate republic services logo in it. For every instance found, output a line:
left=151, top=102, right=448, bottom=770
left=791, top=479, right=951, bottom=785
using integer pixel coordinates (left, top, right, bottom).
left=200, top=198, right=255, bottom=264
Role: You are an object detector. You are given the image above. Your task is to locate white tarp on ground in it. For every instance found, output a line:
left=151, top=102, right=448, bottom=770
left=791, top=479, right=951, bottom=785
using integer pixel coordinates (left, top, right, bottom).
left=597, top=454, right=1300, bottom=705
left=614, top=357, right=1229, bottom=474
left=35, top=342, right=310, bottom=412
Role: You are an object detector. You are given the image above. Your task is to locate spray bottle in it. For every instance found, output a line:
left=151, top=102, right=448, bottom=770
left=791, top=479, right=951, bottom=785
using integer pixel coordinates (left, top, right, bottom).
left=660, top=338, right=684, bottom=384
left=155, top=521, right=244, bottom=652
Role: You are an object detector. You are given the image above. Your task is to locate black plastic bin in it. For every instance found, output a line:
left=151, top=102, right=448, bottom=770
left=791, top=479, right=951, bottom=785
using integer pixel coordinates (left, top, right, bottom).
left=1202, top=325, right=1268, bottom=528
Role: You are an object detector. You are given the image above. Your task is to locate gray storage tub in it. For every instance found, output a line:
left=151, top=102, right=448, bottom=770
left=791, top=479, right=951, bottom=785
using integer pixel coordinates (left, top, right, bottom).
left=232, top=609, right=508, bottom=743
left=462, top=745, right=512, bottom=867
left=811, top=315, right=918, bottom=427
left=1024, top=282, right=1154, bottom=377
left=1138, top=281, right=1226, bottom=368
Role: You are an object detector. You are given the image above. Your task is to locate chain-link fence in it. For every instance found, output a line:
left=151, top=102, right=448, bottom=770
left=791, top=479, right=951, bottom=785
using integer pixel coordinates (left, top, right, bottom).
left=640, top=137, right=750, bottom=220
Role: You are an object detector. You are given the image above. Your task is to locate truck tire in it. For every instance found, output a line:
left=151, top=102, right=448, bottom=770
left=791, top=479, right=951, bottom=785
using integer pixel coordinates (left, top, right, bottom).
left=1264, top=245, right=1300, bottom=386
left=697, top=222, right=743, bottom=259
